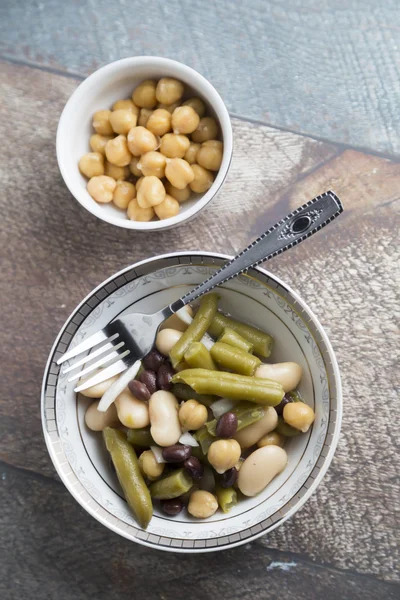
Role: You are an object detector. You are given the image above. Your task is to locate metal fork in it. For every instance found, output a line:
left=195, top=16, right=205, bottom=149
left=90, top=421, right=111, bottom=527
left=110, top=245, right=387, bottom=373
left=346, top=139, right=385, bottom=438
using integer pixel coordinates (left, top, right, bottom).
left=58, top=191, right=343, bottom=392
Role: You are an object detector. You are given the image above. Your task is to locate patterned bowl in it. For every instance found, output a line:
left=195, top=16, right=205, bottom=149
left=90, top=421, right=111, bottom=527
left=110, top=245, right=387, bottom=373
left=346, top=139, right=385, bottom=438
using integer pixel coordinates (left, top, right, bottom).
left=42, top=252, right=342, bottom=552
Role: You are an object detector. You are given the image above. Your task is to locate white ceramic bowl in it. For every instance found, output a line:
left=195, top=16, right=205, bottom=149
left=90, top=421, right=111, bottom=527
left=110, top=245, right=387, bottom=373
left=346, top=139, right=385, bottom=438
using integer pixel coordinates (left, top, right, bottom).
left=42, top=253, right=342, bottom=552
left=57, top=57, right=233, bottom=231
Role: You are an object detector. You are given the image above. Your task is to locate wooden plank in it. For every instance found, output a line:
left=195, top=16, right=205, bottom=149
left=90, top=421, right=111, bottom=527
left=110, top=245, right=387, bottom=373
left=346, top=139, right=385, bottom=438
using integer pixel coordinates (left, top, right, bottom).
left=0, top=462, right=398, bottom=600
left=0, top=61, right=399, bottom=584
left=1, top=1, right=400, bottom=155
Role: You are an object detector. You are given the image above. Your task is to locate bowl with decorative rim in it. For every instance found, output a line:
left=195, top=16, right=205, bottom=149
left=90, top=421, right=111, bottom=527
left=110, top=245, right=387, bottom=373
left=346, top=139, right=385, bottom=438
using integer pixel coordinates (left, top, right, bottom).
left=42, top=252, right=342, bottom=552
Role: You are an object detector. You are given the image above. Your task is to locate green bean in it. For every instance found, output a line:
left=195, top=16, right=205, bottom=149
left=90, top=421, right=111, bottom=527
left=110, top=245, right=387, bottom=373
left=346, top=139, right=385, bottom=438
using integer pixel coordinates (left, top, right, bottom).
left=171, top=383, right=216, bottom=407
left=216, top=485, right=237, bottom=513
left=218, top=327, right=254, bottom=353
left=191, top=444, right=210, bottom=464
left=275, top=417, right=301, bottom=437
left=206, top=401, right=265, bottom=436
left=194, top=426, right=215, bottom=454
left=126, top=427, right=154, bottom=448
left=172, top=369, right=284, bottom=406
left=149, top=468, right=193, bottom=499
left=288, top=390, right=302, bottom=403
left=169, top=293, right=219, bottom=368
left=208, top=312, right=273, bottom=357
left=210, top=342, right=261, bottom=376
left=103, top=427, right=152, bottom=528
left=184, top=341, right=217, bottom=370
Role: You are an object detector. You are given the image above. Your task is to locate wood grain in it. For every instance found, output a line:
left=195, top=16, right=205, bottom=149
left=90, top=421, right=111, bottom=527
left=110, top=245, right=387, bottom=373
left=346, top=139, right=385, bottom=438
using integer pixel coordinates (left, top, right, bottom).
left=0, top=59, right=399, bottom=593
left=1, top=1, right=400, bottom=155
left=1, top=462, right=399, bottom=600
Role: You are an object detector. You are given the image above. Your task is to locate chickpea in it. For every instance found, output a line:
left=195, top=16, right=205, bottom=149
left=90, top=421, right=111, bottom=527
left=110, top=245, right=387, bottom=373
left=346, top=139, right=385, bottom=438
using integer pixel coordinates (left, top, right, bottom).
left=127, top=199, right=154, bottom=222
left=283, top=402, right=315, bottom=433
left=127, top=126, right=158, bottom=156
left=79, top=152, right=104, bottom=178
left=179, top=399, right=208, bottom=432
left=138, top=108, right=153, bottom=127
left=138, top=151, right=166, bottom=178
left=104, top=161, right=129, bottom=180
left=165, top=158, right=194, bottom=189
left=189, top=164, right=214, bottom=193
left=129, top=156, right=142, bottom=177
left=146, top=109, right=172, bottom=136
left=165, top=182, right=191, bottom=203
left=154, top=194, right=180, bottom=220
left=191, top=117, right=219, bottom=143
left=87, top=175, right=116, bottom=203
left=159, top=133, right=190, bottom=158
left=92, top=109, right=113, bottom=135
left=105, top=135, right=132, bottom=166
left=257, top=431, right=285, bottom=448
left=208, top=439, right=241, bottom=474
left=132, top=79, right=157, bottom=108
left=183, top=97, right=206, bottom=118
left=85, top=400, right=118, bottom=431
left=113, top=180, right=136, bottom=209
left=112, top=99, right=140, bottom=116
left=157, top=101, right=180, bottom=114
left=136, top=176, right=144, bottom=191
left=156, top=77, right=184, bottom=105
left=188, top=490, right=218, bottom=519
left=89, top=134, right=114, bottom=156
left=197, top=140, right=223, bottom=171
left=184, top=142, right=201, bottom=165
left=139, top=450, right=165, bottom=480
left=137, top=175, right=166, bottom=208
left=172, top=106, right=200, bottom=135
left=110, top=109, right=137, bottom=135
left=155, top=328, right=182, bottom=355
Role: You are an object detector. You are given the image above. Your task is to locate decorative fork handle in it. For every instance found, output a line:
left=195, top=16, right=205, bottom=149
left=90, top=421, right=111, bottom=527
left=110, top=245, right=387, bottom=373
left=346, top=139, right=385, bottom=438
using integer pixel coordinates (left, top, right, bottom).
left=170, top=191, right=343, bottom=312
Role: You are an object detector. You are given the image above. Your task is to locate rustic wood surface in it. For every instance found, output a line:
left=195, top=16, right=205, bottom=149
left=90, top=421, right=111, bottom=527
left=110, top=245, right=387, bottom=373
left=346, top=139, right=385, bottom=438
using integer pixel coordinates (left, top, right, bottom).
left=0, top=4, right=399, bottom=597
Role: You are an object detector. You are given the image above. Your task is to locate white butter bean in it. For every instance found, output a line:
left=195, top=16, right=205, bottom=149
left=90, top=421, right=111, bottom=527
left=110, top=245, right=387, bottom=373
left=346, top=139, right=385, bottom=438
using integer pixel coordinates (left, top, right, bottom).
left=149, top=390, right=181, bottom=447
left=155, top=328, right=182, bottom=355
left=234, top=407, right=278, bottom=449
left=255, top=362, right=303, bottom=392
left=238, top=446, right=288, bottom=497
left=114, top=390, right=149, bottom=428
left=84, top=400, right=118, bottom=431
left=79, top=374, right=119, bottom=398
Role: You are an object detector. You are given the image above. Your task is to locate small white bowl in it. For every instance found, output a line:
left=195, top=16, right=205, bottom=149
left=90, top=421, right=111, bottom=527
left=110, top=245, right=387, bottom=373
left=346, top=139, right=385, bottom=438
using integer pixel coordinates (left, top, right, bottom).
left=42, top=252, right=342, bottom=553
left=57, top=57, right=233, bottom=231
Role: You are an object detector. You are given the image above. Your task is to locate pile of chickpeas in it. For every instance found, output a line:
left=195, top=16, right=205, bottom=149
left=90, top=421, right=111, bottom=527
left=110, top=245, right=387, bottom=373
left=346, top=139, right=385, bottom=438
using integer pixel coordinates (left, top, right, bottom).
left=78, top=78, right=223, bottom=222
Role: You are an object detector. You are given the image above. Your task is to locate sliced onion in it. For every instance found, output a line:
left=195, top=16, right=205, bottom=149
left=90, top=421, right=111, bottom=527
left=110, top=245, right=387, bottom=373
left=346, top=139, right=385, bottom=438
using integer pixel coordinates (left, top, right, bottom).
left=179, top=431, right=199, bottom=447
left=210, top=397, right=235, bottom=418
left=199, top=466, right=215, bottom=493
left=150, top=446, right=166, bottom=464
left=201, top=333, right=215, bottom=350
left=97, top=360, right=141, bottom=412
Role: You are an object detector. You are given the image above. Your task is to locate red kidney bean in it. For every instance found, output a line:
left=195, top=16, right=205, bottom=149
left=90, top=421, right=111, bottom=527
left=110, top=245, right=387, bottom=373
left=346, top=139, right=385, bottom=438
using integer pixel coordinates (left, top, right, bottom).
left=219, top=467, right=238, bottom=488
left=216, top=412, right=238, bottom=438
left=162, top=445, right=192, bottom=463
left=143, top=349, right=164, bottom=372
left=275, top=394, right=293, bottom=416
left=183, top=456, right=204, bottom=480
left=128, top=379, right=150, bottom=402
left=138, top=370, right=157, bottom=395
left=160, top=498, right=184, bottom=516
left=157, top=362, right=174, bottom=391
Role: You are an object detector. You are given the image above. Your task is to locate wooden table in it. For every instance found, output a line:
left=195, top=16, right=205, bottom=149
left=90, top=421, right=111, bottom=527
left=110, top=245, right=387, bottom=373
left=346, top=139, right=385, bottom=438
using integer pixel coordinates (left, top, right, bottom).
left=1, top=2, right=399, bottom=598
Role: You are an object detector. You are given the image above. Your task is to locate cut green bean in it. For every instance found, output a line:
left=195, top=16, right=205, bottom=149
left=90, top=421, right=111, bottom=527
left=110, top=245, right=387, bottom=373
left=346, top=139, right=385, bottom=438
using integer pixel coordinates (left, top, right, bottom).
left=194, top=426, right=215, bottom=454
left=218, top=327, right=254, bottom=353
left=275, top=417, right=301, bottom=437
left=288, top=390, right=302, bottom=403
left=208, top=312, right=273, bottom=357
left=191, top=444, right=210, bottom=464
left=210, top=342, right=261, bottom=376
left=126, top=427, right=154, bottom=448
left=172, top=369, right=284, bottom=406
left=206, top=401, right=264, bottom=436
left=169, top=293, right=219, bottom=368
left=216, top=485, right=237, bottom=513
left=184, top=341, right=217, bottom=370
left=171, top=383, right=216, bottom=407
left=149, top=468, right=193, bottom=499
left=103, top=427, right=152, bottom=529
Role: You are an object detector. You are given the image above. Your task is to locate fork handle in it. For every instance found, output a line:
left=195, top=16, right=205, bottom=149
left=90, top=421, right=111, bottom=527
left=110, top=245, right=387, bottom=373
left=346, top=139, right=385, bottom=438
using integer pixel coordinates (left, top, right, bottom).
left=170, top=191, right=343, bottom=312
